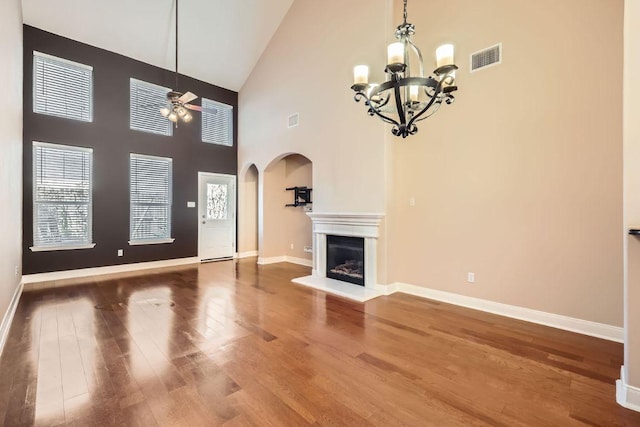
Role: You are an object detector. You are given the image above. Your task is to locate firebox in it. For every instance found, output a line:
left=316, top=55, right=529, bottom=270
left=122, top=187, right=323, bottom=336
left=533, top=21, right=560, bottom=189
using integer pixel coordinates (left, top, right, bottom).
left=326, top=235, right=365, bottom=286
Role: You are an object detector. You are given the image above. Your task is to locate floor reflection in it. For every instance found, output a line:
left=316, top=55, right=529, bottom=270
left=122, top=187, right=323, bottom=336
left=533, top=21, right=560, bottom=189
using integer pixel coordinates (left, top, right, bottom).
left=125, top=286, right=174, bottom=375
left=30, top=297, right=94, bottom=426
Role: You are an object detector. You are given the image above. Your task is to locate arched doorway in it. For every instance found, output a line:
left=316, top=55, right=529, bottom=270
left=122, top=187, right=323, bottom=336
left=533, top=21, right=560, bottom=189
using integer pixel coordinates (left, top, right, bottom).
left=260, top=154, right=313, bottom=266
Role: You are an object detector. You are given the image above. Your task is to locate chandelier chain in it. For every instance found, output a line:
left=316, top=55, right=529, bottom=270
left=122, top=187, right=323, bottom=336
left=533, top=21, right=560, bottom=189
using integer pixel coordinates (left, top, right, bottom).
left=403, top=0, right=408, bottom=25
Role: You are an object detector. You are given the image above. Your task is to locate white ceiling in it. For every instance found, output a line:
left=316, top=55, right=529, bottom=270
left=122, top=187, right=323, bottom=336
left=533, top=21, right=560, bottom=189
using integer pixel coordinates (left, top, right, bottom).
left=21, top=0, right=294, bottom=91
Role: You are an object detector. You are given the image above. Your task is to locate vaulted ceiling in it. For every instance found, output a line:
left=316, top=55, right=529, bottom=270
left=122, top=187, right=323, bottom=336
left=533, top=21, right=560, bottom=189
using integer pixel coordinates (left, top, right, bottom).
left=21, top=0, right=294, bottom=91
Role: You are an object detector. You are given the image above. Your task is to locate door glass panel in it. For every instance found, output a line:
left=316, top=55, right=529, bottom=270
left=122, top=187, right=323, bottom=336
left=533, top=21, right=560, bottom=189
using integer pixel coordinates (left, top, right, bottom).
left=207, top=183, right=228, bottom=220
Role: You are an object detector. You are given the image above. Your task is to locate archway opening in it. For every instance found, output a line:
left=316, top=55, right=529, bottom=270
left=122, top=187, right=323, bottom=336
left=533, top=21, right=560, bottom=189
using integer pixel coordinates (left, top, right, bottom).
left=261, top=154, right=313, bottom=265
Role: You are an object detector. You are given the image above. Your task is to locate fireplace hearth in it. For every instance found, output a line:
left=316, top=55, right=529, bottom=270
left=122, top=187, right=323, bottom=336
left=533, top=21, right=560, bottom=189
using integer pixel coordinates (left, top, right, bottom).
left=326, top=235, right=364, bottom=286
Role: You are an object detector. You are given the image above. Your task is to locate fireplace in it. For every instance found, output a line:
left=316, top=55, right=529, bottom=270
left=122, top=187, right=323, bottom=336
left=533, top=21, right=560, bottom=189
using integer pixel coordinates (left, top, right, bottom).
left=326, top=235, right=364, bottom=286
left=292, top=213, right=384, bottom=302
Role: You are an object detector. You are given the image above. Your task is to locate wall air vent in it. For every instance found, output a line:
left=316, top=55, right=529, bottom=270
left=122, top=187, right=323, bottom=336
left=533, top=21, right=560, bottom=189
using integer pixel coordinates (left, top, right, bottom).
left=471, top=43, right=502, bottom=72
left=288, top=113, right=299, bottom=128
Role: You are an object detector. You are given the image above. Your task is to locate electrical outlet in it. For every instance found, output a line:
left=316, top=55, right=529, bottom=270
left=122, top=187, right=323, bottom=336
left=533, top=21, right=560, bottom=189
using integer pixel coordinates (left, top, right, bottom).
left=14, top=266, right=19, bottom=277
left=467, top=272, right=475, bottom=283
left=304, top=246, right=313, bottom=253
left=409, top=197, right=416, bottom=206
left=290, top=243, right=294, bottom=250
left=117, top=249, right=123, bottom=257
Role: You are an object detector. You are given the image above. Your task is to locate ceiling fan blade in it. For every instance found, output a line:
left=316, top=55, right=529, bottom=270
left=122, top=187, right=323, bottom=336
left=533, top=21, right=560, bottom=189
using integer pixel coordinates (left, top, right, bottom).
left=179, top=91, right=198, bottom=104
left=185, top=104, right=218, bottom=114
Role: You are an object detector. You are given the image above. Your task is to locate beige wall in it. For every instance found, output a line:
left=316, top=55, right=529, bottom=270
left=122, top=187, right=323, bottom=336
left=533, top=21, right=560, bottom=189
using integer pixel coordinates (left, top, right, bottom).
left=388, top=0, right=624, bottom=326
left=239, top=0, right=624, bottom=327
left=0, top=0, right=23, bottom=329
left=238, top=0, right=391, bottom=214
left=623, top=0, right=640, bottom=389
left=238, top=164, right=258, bottom=254
left=261, top=155, right=312, bottom=260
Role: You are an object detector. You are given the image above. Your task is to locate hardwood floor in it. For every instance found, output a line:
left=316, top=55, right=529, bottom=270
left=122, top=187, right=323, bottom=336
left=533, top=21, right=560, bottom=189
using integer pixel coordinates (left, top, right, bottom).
left=0, top=259, right=639, bottom=426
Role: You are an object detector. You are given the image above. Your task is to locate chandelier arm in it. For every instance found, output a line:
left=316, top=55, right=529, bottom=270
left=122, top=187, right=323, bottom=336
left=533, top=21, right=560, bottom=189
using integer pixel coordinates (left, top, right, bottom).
left=369, top=101, right=403, bottom=126
left=413, top=101, right=442, bottom=122
left=370, top=93, right=391, bottom=110
left=392, top=82, right=407, bottom=126
left=406, top=87, right=442, bottom=129
left=354, top=92, right=401, bottom=127
left=406, top=72, right=456, bottom=128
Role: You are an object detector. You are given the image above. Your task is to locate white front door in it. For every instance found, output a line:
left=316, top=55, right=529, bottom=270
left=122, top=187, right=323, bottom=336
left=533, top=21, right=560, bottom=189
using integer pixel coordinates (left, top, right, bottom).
left=198, top=172, right=236, bottom=261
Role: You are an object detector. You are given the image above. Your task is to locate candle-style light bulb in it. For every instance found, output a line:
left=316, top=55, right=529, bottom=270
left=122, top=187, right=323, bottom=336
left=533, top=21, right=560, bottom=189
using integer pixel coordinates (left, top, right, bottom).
left=387, top=42, right=405, bottom=66
left=436, top=44, right=455, bottom=68
left=353, top=65, right=369, bottom=85
left=409, top=85, right=419, bottom=102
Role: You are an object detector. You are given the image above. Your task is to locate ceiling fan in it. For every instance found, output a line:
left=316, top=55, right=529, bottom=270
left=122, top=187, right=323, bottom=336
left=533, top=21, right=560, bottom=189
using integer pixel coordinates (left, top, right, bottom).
left=159, top=90, right=200, bottom=124
left=160, top=0, right=216, bottom=125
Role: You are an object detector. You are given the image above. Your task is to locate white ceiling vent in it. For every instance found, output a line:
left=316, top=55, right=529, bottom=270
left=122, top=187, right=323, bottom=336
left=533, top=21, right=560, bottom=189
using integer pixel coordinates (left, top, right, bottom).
left=288, top=113, right=299, bottom=128
left=470, top=43, right=502, bottom=72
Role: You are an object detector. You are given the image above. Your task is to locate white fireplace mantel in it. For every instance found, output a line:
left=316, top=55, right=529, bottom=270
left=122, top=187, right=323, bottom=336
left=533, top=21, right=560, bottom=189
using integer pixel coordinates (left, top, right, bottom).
left=292, top=212, right=385, bottom=302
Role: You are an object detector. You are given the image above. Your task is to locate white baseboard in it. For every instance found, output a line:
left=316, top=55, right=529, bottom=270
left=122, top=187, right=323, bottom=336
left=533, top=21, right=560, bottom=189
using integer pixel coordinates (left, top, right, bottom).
left=257, top=256, right=287, bottom=265
left=376, top=282, right=399, bottom=295
left=22, top=257, right=200, bottom=285
left=393, top=282, right=624, bottom=343
left=257, top=255, right=312, bottom=267
left=237, top=251, right=258, bottom=259
left=617, top=366, right=640, bottom=412
left=0, top=281, right=23, bottom=358
left=284, top=256, right=313, bottom=267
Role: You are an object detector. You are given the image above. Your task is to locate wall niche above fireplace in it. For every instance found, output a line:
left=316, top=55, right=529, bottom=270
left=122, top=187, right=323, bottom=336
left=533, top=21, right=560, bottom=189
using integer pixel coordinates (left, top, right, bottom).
left=326, top=235, right=364, bottom=286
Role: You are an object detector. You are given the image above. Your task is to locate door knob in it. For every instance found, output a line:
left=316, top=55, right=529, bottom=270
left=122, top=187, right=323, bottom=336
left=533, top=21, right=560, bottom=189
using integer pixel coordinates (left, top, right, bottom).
left=202, top=221, right=206, bottom=224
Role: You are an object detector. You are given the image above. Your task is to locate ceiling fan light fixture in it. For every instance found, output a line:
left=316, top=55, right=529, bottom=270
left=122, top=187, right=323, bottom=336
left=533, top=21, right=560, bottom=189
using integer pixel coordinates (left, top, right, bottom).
left=161, top=0, right=200, bottom=127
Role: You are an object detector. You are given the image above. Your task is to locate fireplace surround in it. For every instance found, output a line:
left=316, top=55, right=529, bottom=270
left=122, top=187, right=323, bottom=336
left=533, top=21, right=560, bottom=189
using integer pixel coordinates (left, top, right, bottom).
left=292, top=213, right=385, bottom=301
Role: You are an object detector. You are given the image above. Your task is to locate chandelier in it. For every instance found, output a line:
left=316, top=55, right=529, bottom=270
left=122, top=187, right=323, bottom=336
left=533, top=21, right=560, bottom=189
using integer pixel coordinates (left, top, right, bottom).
left=350, top=0, right=458, bottom=138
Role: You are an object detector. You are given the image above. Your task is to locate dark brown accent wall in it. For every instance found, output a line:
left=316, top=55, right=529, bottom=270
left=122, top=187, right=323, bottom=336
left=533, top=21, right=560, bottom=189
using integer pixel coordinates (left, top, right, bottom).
left=22, top=25, right=238, bottom=274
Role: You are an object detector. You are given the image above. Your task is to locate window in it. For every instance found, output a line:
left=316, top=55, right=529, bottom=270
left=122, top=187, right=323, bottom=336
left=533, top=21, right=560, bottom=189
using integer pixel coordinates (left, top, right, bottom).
left=202, top=98, right=233, bottom=146
left=33, top=51, right=93, bottom=122
left=129, top=154, right=174, bottom=244
left=206, top=183, right=228, bottom=220
left=130, top=78, right=173, bottom=136
left=32, top=142, right=94, bottom=251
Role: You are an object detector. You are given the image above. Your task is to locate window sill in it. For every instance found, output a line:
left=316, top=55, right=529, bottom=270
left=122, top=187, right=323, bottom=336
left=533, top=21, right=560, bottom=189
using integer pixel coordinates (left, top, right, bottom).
left=128, top=238, right=175, bottom=246
left=30, top=243, right=96, bottom=252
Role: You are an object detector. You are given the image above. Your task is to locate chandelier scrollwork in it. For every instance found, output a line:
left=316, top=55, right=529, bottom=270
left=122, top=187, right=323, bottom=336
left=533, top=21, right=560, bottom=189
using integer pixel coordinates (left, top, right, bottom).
left=351, top=0, right=458, bottom=138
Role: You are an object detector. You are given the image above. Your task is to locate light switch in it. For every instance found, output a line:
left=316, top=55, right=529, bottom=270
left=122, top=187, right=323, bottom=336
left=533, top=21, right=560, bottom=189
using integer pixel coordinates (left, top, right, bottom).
left=187, top=201, right=196, bottom=208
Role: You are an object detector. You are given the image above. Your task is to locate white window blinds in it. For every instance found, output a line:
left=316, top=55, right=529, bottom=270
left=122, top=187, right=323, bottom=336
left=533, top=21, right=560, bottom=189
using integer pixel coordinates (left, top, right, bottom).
left=130, top=154, right=173, bottom=242
left=32, top=142, right=93, bottom=249
left=33, top=51, right=93, bottom=122
left=202, top=98, right=233, bottom=146
left=130, top=79, right=173, bottom=136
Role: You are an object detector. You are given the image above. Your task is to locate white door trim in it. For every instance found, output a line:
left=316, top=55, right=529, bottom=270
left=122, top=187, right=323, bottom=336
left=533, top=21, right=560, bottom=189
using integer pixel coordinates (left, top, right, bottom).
left=198, top=172, right=237, bottom=261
